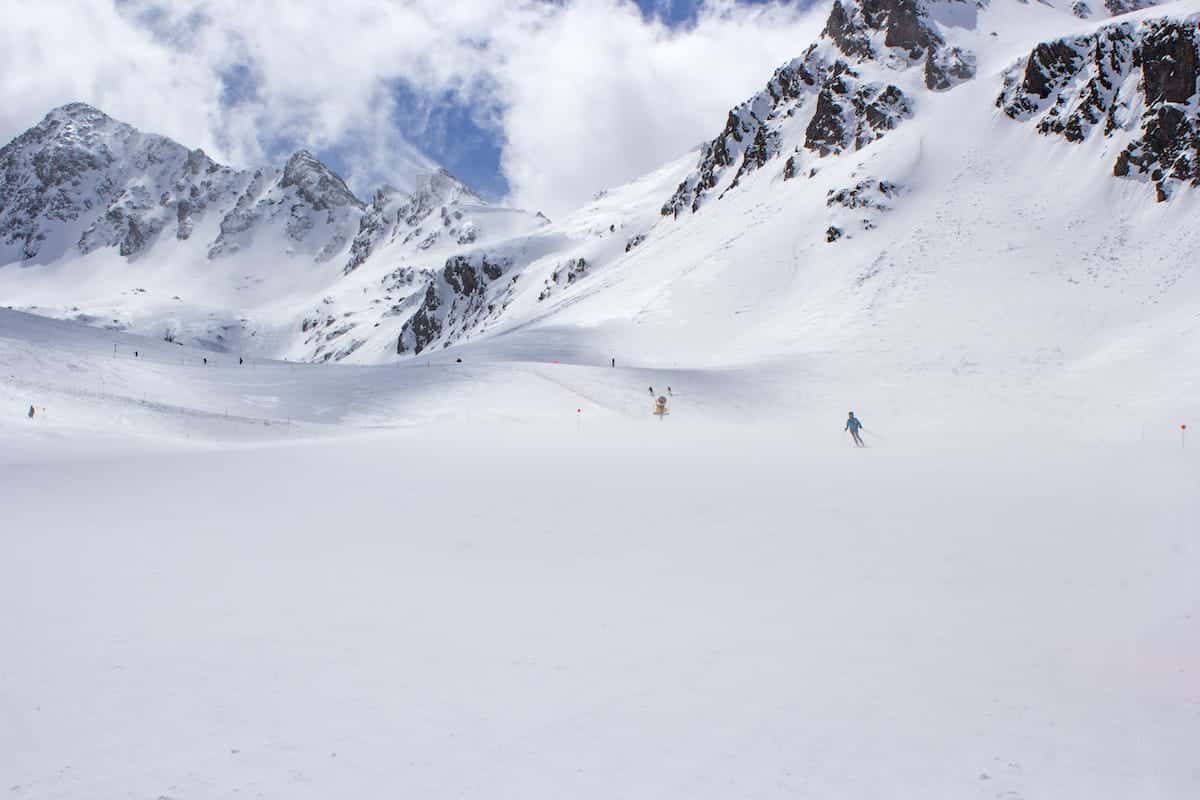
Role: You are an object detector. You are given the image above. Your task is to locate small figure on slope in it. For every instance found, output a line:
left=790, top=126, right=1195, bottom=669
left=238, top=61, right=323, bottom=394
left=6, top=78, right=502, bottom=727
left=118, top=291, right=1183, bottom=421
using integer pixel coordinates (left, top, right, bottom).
left=28, top=404, right=36, bottom=420
left=846, top=411, right=865, bottom=447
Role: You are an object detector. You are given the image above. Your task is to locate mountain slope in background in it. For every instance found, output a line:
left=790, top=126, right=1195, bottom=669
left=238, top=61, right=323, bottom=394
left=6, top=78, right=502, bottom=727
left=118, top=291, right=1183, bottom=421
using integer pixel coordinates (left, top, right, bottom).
left=0, top=103, right=555, bottom=361
left=1, top=0, right=1198, bottom=406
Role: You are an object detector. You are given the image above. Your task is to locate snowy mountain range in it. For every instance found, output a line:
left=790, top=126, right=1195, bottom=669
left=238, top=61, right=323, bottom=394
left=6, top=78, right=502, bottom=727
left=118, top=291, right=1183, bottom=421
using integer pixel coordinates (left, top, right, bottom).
left=2, top=0, right=1199, bottom=373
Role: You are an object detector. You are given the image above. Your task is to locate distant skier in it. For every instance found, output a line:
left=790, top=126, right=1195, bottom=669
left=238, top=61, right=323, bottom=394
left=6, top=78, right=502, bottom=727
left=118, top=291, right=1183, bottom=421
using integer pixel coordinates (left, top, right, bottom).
left=239, top=357, right=243, bottom=365
left=27, top=404, right=35, bottom=420
left=134, top=351, right=139, bottom=358
left=203, top=357, right=208, bottom=366
left=667, top=385, right=673, bottom=396
left=611, top=357, right=615, bottom=368
left=648, top=385, right=654, bottom=395
left=845, top=411, right=865, bottom=447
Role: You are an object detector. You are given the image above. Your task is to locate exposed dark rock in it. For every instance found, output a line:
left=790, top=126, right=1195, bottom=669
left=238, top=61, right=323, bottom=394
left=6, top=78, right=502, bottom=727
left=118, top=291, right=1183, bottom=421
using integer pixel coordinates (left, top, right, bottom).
left=661, top=51, right=824, bottom=216
left=925, top=46, right=977, bottom=91
left=660, top=0, right=951, bottom=217
left=397, top=284, right=441, bottom=355
left=824, top=1, right=873, bottom=61
left=538, top=257, right=589, bottom=302
left=1137, top=21, right=1198, bottom=105
left=279, top=150, right=363, bottom=213
left=783, top=155, right=799, bottom=181
left=1025, top=42, right=1082, bottom=105
left=1104, top=0, right=1160, bottom=16
left=396, top=251, right=515, bottom=355
left=827, top=0, right=943, bottom=62
left=999, top=17, right=1200, bottom=201
left=805, top=65, right=911, bottom=156
left=827, top=179, right=900, bottom=209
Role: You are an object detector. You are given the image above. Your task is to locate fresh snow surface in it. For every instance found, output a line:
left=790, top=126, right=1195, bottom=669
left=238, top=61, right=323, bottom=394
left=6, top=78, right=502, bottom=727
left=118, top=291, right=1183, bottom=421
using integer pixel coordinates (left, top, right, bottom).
left=2, top=308, right=1198, bottom=799
left=4, top=0, right=1200, bottom=795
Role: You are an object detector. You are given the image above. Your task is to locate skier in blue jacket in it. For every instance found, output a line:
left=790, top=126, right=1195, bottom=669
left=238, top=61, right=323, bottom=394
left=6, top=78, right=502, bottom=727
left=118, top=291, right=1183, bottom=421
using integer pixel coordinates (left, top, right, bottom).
left=845, top=411, right=864, bottom=447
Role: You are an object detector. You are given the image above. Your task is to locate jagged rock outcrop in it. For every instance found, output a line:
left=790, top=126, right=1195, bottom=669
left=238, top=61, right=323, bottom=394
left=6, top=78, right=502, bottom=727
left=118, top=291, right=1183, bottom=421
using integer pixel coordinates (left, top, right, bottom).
left=827, top=179, right=901, bottom=209
left=208, top=150, right=365, bottom=262
left=998, top=26, right=1135, bottom=140
left=824, top=0, right=974, bottom=90
left=661, top=54, right=823, bottom=216
left=1105, top=0, right=1162, bottom=16
left=537, top=257, right=589, bottom=302
left=825, top=0, right=942, bottom=63
left=662, top=45, right=911, bottom=216
left=804, top=65, right=911, bottom=157
left=998, top=17, right=1200, bottom=201
left=826, top=179, right=902, bottom=239
left=342, top=170, right=483, bottom=275
left=661, top=0, right=971, bottom=217
left=396, top=252, right=516, bottom=355
left=925, top=46, right=977, bottom=91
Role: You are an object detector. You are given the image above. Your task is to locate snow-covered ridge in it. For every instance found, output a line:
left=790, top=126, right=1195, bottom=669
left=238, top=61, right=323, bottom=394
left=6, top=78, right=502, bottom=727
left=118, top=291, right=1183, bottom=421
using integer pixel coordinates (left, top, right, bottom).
left=660, top=0, right=978, bottom=218
left=0, top=103, right=562, bottom=362
left=0, top=103, right=502, bottom=270
left=0, top=103, right=247, bottom=262
left=659, top=0, right=1182, bottom=219
left=2, top=0, right=1197, bottom=368
left=998, top=11, right=1200, bottom=200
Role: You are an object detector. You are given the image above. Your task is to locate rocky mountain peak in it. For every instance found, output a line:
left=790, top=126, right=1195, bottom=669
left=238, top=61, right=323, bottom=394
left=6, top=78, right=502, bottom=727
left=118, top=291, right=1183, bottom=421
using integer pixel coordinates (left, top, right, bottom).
left=280, top=149, right=364, bottom=211
left=660, top=0, right=952, bottom=217
left=341, top=170, right=487, bottom=277
left=825, top=0, right=943, bottom=62
left=45, top=101, right=114, bottom=124
left=412, top=168, right=481, bottom=208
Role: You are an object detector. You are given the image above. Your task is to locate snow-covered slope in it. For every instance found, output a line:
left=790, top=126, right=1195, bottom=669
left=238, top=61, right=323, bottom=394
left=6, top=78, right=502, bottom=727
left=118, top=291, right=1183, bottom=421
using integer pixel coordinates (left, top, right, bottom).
left=6, top=5, right=1200, bottom=795
left=468, top=0, right=1200, bottom=415
left=2, top=303, right=1198, bottom=800
left=2, top=0, right=1199, bottom=386
left=0, top=103, right=553, bottom=362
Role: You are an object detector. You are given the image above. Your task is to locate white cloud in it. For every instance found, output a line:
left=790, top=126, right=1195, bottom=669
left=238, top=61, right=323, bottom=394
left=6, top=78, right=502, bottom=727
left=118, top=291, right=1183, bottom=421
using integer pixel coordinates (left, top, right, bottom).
left=1, top=0, right=828, bottom=216
left=0, top=2, right=225, bottom=158
left=489, top=0, right=828, bottom=215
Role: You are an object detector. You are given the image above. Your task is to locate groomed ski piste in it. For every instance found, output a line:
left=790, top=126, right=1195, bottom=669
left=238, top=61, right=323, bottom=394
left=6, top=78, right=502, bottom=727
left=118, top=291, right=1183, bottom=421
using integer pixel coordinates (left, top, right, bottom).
left=3, top=299, right=1198, bottom=799
left=4, top=0, right=1200, bottom=796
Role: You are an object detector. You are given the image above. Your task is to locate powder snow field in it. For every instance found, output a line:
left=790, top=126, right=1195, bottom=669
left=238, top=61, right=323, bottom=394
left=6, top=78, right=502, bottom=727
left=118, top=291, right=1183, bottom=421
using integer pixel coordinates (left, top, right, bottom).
left=2, top=309, right=1199, bottom=799
left=4, top=1, right=1200, bottom=795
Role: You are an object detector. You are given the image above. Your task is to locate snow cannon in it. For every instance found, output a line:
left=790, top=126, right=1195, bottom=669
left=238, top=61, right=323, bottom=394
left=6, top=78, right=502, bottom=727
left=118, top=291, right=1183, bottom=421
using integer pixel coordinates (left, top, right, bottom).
left=654, top=396, right=669, bottom=418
